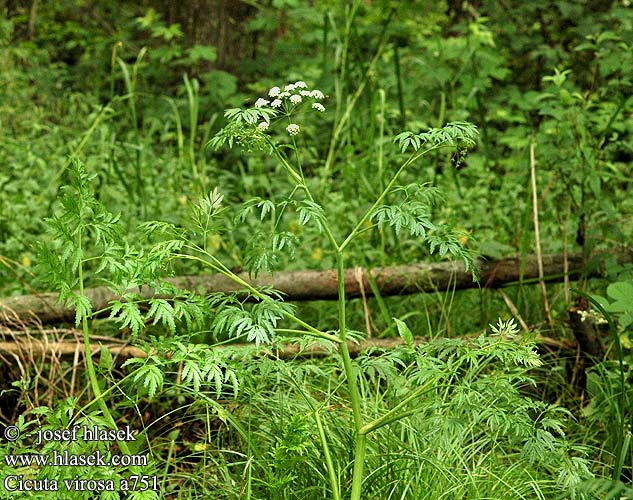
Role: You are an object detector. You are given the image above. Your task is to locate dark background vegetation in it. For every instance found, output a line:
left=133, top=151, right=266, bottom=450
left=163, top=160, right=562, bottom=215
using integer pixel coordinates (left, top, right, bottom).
left=1, top=0, right=633, bottom=498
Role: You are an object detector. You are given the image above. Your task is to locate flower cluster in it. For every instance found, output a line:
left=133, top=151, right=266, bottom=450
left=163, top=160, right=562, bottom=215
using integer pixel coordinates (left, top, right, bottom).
left=253, top=81, right=326, bottom=136
left=286, top=124, right=300, bottom=136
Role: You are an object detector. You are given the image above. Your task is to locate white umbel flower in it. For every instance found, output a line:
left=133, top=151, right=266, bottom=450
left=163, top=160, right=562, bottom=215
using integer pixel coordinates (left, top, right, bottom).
left=312, top=103, right=325, bottom=112
left=294, top=81, right=307, bottom=89
left=286, top=123, right=300, bottom=135
left=284, top=83, right=296, bottom=92
left=257, top=121, right=269, bottom=131
left=268, top=86, right=281, bottom=97
left=270, top=99, right=282, bottom=108
left=254, top=98, right=269, bottom=108
left=311, top=89, right=325, bottom=99
left=290, top=94, right=302, bottom=104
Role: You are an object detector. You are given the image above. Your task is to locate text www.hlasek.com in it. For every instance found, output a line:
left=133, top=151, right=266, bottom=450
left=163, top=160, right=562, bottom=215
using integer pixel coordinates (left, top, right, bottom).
left=4, top=449, right=147, bottom=467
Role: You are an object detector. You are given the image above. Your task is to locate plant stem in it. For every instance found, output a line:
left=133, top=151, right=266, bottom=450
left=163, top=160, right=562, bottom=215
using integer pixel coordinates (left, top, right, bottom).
left=580, top=291, right=627, bottom=480
left=77, top=235, right=131, bottom=455
left=393, top=44, right=405, bottom=130
left=340, top=144, right=443, bottom=252
left=350, top=434, right=366, bottom=500
left=323, top=11, right=392, bottom=175
left=323, top=4, right=395, bottom=176
left=109, top=41, right=122, bottom=102
left=176, top=251, right=342, bottom=344
left=51, top=103, right=115, bottom=187
left=529, top=137, right=553, bottom=328
left=184, top=74, right=199, bottom=181
left=266, top=137, right=345, bottom=254
left=315, top=410, right=340, bottom=500
left=360, top=380, right=433, bottom=435
left=336, top=251, right=366, bottom=500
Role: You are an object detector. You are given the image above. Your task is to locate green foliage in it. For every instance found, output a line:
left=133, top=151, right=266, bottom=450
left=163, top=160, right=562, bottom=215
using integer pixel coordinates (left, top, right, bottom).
left=393, top=317, right=414, bottom=347
left=2, top=2, right=633, bottom=499
left=37, top=159, right=120, bottom=323
left=295, top=199, right=327, bottom=233
left=130, top=359, right=164, bottom=400
left=0, top=402, right=160, bottom=500
left=371, top=200, right=434, bottom=236
left=207, top=107, right=276, bottom=151
left=393, top=121, right=478, bottom=152
left=598, top=281, right=633, bottom=330
left=210, top=296, right=295, bottom=346
left=196, top=319, right=592, bottom=499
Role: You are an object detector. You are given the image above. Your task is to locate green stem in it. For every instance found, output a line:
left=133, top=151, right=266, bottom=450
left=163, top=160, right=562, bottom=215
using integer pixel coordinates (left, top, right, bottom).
left=315, top=410, right=340, bottom=500
left=75, top=369, right=135, bottom=418
left=109, top=41, right=122, bottom=103
left=340, top=144, right=445, bottom=252
left=323, top=4, right=395, bottom=176
left=175, top=251, right=341, bottom=344
left=336, top=251, right=366, bottom=500
left=578, top=290, right=626, bottom=479
left=51, top=104, right=115, bottom=187
left=377, top=89, right=386, bottom=194
left=393, top=44, right=405, bottom=130
left=264, top=137, right=342, bottom=252
left=184, top=74, right=199, bottom=180
left=360, top=380, right=433, bottom=435
left=323, top=23, right=390, bottom=174
left=349, top=434, right=366, bottom=500
left=336, top=252, right=362, bottom=427
left=267, top=136, right=303, bottom=184
left=78, top=238, right=131, bottom=455
left=275, top=328, right=334, bottom=338
left=164, top=97, right=185, bottom=165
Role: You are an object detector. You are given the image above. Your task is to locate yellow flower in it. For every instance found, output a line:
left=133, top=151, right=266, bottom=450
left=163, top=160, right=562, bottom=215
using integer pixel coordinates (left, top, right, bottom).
left=456, top=228, right=470, bottom=246
left=206, top=234, right=221, bottom=250
left=288, top=220, right=303, bottom=235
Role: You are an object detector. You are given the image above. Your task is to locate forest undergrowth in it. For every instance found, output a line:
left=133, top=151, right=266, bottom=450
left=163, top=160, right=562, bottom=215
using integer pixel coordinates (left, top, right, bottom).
left=1, top=2, right=633, bottom=499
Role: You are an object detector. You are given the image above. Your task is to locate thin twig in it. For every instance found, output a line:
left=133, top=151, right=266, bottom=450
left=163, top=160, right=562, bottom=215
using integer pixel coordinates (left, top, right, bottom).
left=498, top=289, right=529, bottom=333
left=355, top=266, right=372, bottom=338
left=563, top=201, right=571, bottom=305
left=530, top=137, right=554, bottom=328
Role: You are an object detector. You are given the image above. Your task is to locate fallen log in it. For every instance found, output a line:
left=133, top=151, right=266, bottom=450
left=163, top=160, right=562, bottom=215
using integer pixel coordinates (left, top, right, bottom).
left=1, top=249, right=631, bottom=325
left=0, top=330, right=573, bottom=361
left=0, top=338, right=146, bottom=360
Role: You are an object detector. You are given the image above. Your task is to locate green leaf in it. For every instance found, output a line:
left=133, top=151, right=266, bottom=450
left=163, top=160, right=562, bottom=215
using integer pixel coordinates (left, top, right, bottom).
left=371, top=202, right=434, bottom=238
left=394, top=318, right=414, bottom=347
left=606, top=281, right=633, bottom=309
left=128, top=488, right=160, bottom=500
left=211, top=297, right=292, bottom=346
left=187, top=44, right=217, bottom=62
left=394, top=122, right=479, bottom=152
left=110, top=300, right=145, bottom=338
left=606, top=281, right=633, bottom=328
left=182, top=359, right=204, bottom=395
left=69, top=294, right=92, bottom=326
left=258, top=199, right=275, bottom=220
left=98, top=346, right=113, bottom=371
left=296, top=199, right=326, bottom=232
left=132, top=363, right=164, bottom=400
left=272, top=231, right=297, bottom=255
left=147, top=299, right=177, bottom=334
